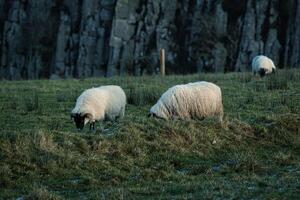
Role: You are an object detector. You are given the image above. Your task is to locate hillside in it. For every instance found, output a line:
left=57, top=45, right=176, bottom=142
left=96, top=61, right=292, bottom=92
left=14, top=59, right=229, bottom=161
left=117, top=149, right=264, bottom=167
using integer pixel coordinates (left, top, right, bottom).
left=0, top=70, right=300, bottom=199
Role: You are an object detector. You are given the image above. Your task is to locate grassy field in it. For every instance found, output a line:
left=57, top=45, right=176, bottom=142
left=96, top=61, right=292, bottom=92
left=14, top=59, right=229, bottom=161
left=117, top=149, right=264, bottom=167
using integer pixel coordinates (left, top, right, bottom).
left=0, top=70, right=300, bottom=199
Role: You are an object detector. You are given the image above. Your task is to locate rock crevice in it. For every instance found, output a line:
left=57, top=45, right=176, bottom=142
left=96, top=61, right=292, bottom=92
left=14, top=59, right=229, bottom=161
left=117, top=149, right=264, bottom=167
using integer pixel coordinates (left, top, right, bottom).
left=0, top=0, right=299, bottom=79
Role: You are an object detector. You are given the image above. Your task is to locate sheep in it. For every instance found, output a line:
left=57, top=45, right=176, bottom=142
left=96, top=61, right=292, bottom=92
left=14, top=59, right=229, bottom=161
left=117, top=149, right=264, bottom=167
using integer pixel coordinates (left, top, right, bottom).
left=71, top=85, right=126, bottom=130
left=149, top=81, right=223, bottom=123
left=252, top=55, right=276, bottom=77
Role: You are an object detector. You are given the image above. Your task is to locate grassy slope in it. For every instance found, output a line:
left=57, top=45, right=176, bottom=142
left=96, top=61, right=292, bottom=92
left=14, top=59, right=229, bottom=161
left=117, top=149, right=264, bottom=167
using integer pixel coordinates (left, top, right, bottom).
left=0, top=70, right=299, bottom=199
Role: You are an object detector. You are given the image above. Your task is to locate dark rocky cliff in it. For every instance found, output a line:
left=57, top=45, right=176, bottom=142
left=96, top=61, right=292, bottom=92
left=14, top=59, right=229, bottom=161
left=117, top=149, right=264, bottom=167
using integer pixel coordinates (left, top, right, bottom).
left=0, top=0, right=299, bottom=79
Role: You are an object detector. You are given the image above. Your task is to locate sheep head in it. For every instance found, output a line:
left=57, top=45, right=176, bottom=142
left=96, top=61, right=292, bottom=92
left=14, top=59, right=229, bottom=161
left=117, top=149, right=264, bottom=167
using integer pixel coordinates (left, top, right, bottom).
left=71, top=113, right=92, bottom=130
left=259, top=68, right=266, bottom=77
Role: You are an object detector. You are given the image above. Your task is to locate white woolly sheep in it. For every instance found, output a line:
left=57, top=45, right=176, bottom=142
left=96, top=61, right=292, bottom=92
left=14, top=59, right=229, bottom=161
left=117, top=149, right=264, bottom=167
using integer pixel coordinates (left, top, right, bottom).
left=252, top=55, right=276, bottom=77
left=149, top=81, right=223, bottom=123
left=71, top=85, right=126, bottom=130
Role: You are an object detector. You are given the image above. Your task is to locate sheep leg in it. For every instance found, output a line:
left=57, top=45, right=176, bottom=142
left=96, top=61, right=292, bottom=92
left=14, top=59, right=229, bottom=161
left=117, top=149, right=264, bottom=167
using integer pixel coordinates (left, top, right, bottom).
left=120, top=107, right=125, bottom=119
left=89, top=122, right=96, bottom=133
left=89, top=123, right=94, bottom=131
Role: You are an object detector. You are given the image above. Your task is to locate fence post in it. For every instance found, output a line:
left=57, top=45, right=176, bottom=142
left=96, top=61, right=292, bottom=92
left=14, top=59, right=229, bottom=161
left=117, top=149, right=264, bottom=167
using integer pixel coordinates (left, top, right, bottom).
left=160, top=49, right=165, bottom=76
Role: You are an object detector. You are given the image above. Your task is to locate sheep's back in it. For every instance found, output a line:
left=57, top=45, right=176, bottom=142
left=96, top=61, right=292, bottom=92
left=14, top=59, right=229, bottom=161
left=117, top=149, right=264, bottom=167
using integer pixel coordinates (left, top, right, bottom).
left=102, top=86, right=126, bottom=117
left=176, top=82, right=222, bottom=119
left=154, top=82, right=222, bottom=119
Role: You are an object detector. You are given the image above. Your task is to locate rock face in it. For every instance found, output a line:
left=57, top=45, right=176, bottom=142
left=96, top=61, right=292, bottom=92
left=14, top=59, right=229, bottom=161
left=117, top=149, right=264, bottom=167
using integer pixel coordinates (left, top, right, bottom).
left=0, top=0, right=299, bottom=79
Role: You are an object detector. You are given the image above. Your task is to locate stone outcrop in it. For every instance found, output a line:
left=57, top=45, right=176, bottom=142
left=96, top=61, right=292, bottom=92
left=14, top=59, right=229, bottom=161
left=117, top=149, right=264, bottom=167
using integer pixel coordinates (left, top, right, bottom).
left=0, top=1, right=27, bottom=80
left=284, top=0, right=300, bottom=68
left=0, top=0, right=299, bottom=79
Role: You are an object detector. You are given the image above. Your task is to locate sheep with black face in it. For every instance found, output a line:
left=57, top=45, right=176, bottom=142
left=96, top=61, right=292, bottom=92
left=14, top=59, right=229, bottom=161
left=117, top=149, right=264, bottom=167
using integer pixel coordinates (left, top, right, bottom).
left=71, top=85, right=126, bottom=130
left=252, top=55, right=276, bottom=77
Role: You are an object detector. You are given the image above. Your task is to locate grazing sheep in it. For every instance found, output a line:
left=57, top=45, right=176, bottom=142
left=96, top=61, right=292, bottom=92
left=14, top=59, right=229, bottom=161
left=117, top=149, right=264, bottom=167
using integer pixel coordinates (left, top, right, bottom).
left=71, top=85, right=126, bottom=130
left=149, top=81, right=223, bottom=123
left=252, top=55, right=276, bottom=77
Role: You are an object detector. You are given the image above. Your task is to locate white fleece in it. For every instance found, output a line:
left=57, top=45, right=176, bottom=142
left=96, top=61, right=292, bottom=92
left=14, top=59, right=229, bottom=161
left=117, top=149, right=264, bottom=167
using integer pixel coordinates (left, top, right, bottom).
left=252, top=55, right=276, bottom=75
left=150, top=81, right=223, bottom=122
left=71, top=85, right=126, bottom=124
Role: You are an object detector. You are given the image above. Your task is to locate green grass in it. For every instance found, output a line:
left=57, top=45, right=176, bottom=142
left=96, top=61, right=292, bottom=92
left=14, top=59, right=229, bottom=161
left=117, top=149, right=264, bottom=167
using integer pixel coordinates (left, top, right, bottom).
left=0, top=70, right=300, bottom=199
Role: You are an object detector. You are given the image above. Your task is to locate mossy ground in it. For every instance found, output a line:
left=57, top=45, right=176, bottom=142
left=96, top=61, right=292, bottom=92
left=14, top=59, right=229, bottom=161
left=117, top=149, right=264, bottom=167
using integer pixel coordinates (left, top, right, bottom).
left=0, top=70, right=300, bottom=199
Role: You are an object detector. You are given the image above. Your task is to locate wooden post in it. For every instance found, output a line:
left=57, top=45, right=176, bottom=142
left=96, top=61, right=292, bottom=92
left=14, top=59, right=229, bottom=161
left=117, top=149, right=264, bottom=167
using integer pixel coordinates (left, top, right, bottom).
left=160, top=49, right=165, bottom=76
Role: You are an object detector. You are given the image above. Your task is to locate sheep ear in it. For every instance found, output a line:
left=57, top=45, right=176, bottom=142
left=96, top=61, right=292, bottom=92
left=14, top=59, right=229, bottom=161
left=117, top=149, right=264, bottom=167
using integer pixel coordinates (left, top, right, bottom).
left=70, top=113, right=76, bottom=119
left=83, top=113, right=92, bottom=125
left=83, top=113, right=92, bottom=119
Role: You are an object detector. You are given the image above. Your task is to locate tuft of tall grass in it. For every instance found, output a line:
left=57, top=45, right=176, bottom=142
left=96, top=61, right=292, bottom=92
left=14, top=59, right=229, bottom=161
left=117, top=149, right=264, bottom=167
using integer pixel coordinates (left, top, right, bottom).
left=287, top=98, right=300, bottom=113
left=238, top=72, right=252, bottom=83
left=27, top=187, right=63, bottom=200
left=0, top=164, right=13, bottom=188
left=56, top=90, right=67, bottom=102
left=274, top=151, right=293, bottom=165
left=23, top=92, right=39, bottom=112
left=126, top=84, right=164, bottom=106
left=244, top=90, right=255, bottom=104
left=250, top=81, right=266, bottom=92
left=10, top=96, right=19, bottom=110
left=266, top=73, right=288, bottom=90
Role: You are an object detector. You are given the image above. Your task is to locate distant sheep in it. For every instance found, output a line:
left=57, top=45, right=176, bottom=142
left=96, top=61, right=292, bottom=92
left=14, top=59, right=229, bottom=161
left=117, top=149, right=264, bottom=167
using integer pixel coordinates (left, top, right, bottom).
left=252, top=55, right=276, bottom=77
left=149, top=81, right=223, bottom=123
left=71, top=85, right=126, bottom=130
